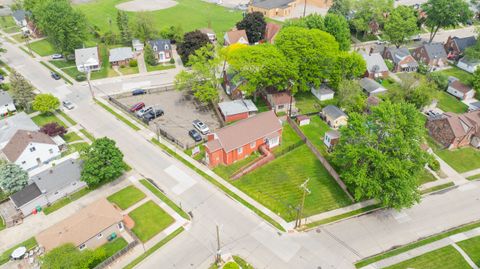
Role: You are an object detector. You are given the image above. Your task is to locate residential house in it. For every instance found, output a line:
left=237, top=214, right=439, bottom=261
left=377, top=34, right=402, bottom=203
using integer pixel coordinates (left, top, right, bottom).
left=382, top=47, right=419, bottom=72
left=9, top=153, right=86, bottom=216
left=444, top=36, right=476, bottom=60
left=132, top=39, right=144, bottom=52
left=265, top=22, right=281, bottom=43
left=0, top=112, right=39, bottom=149
left=199, top=28, right=217, bottom=42
left=109, top=47, right=134, bottom=66
left=361, top=52, right=389, bottom=79
left=296, top=115, right=310, bottom=126
left=224, top=29, right=249, bottom=46
left=1, top=130, right=61, bottom=171
left=218, top=99, right=258, bottom=123
left=426, top=111, right=480, bottom=149
left=457, top=57, right=480, bottom=73
left=12, top=10, right=28, bottom=27
left=36, top=198, right=125, bottom=251
left=147, top=39, right=173, bottom=63
left=75, top=47, right=101, bottom=72
left=205, top=111, right=282, bottom=167
left=447, top=79, right=475, bottom=100
left=359, top=77, right=388, bottom=96
left=324, top=130, right=340, bottom=149
left=248, top=0, right=332, bottom=18
left=412, top=43, right=447, bottom=68
left=311, top=85, right=334, bottom=101
left=322, top=105, right=347, bottom=129
left=0, top=90, right=16, bottom=115
left=265, top=89, right=295, bottom=114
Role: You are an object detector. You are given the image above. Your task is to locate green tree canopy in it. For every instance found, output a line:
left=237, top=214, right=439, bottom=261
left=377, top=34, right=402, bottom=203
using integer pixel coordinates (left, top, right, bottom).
left=177, top=30, right=210, bottom=65
left=337, top=79, right=367, bottom=113
left=236, top=11, right=267, bottom=44
left=328, top=0, right=352, bottom=17
left=32, top=93, right=60, bottom=113
left=384, top=6, right=419, bottom=47
left=329, top=51, right=366, bottom=89
left=116, top=11, right=132, bottom=44
left=134, top=12, right=158, bottom=41
left=81, top=137, right=125, bottom=187
left=0, top=163, right=28, bottom=193
left=10, top=70, right=35, bottom=112
left=350, top=0, right=394, bottom=36
left=324, top=13, right=351, bottom=51
left=332, top=101, right=429, bottom=209
left=144, top=43, right=157, bottom=66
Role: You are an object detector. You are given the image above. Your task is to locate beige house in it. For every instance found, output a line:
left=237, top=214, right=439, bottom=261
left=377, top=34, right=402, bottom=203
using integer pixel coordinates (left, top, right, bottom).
left=36, top=199, right=124, bottom=251
left=322, top=105, right=348, bottom=129
left=248, top=0, right=332, bottom=18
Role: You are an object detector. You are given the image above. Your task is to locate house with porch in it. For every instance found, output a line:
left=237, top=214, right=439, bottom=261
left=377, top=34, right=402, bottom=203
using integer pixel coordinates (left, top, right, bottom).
left=147, top=39, right=173, bottom=63
left=75, top=47, right=101, bottom=72
left=444, top=35, right=476, bottom=60
left=382, top=47, right=418, bottom=72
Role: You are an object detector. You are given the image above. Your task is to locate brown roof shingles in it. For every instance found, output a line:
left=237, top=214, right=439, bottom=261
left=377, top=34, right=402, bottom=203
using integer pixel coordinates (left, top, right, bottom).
left=450, top=80, right=473, bottom=94
left=2, top=130, right=56, bottom=162
left=226, top=29, right=249, bottom=44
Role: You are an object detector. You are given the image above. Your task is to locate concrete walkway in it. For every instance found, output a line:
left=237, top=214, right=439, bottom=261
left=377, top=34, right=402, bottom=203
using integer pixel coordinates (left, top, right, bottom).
left=462, top=168, right=480, bottom=178
left=430, top=151, right=469, bottom=185
left=137, top=52, right=147, bottom=74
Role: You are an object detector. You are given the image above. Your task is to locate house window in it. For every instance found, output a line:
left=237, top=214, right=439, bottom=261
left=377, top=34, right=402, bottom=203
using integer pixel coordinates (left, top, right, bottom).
left=250, top=141, right=256, bottom=149
left=79, top=244, right=86, bottom=250
left=96, top=233, right=103, bottom=239
left=278, top=104, right=284, bottom=110
left=29, top=147, right=36, bottom=152
left=237, top=147, right=243, bottom=154
left=118, top=222, right=124, bottom=230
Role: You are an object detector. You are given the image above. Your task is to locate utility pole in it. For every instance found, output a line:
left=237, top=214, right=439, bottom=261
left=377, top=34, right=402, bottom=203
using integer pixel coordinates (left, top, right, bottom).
left=303, top=0, right=307, bottom=17
left=215, top=224, right=222, bottom=265
left=295, top=179, right=311, bottom=229
left=84, top=64, right=94, bottom=99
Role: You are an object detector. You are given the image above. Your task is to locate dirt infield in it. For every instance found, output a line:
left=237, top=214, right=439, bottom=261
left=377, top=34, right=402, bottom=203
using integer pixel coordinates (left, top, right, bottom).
left=115, top=0, right=178, bottom=11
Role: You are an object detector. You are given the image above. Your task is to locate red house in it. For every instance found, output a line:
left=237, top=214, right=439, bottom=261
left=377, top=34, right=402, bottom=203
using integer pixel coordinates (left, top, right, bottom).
left=205, top=111, right=282, bottom=168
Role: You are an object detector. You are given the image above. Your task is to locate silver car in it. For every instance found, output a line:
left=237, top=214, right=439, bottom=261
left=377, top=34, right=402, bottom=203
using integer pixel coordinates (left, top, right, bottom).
left=193, top=119, right=209, bottom=134
left=62, top=100, right=74, bottom=110
left=136, top=106, right=153, bottom=117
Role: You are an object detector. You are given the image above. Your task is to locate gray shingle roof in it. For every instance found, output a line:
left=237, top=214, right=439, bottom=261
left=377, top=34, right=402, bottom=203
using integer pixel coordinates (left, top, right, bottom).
left=218, top=100, right=258, bottom=116
left=0, top=112, right=39, bottom=148
left=423, top=43, right=447, bottom=60
left=386, top=47, right=411, bottom=64
left=362, top=52, right=389, bottom=73
left=0, top=90, right=13, bottom=107
left=10, top=183, right=42, bottom=207
left=322, top=105, right=347, bottom=120
left=359, top=78, right=385, bottom=93
left=75, top=47, right=99, bottom=66
left=453, top=36, right=476, bottom=52
left=30, top=157, right=82, bottom=195
left=108, top=47, right=133, bottom=62
left=250, top=0, right=295, bottom=9
left=148, top=39, right=171, bottom=52
left=12, top=10, right=28, bottom=23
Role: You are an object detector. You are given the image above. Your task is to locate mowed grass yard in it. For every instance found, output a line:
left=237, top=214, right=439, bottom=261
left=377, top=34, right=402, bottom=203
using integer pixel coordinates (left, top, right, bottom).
left=232, top=145, right=352, bottom=221
left=385, top=245, right=471, bottom=269
left=74, top=0, right=243, bottom=35
left=458, top=236, right=480, bottom=267
left=438, top=67, right=474, bottom=86
left=272, top=122, right=304, bottom=155
left=436, top=91, right=469, bottom=114
left=107, top=185, right=146, bottom=210
left=435, top=147, right=480, bottom=173
left=29, top=39, right=57, bottom=56
left=129, top=201, right=174, bottom=242
left=299, top=116, right=330, bottom=155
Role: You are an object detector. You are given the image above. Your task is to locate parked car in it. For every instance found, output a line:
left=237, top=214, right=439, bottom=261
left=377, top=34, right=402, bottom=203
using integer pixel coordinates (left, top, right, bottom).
left=189, top=129, right=203, bottom=142
left=62, top=100, right=74, bottom=110
left=51, top=72, right=61, bottom=80
left=130, top=102, right=145, bottom=112
left=136, top=106, right=153, bottom=117
left=142, top=109, right=164, bottom=122
left=132, top=89, right=146, bottom=96
left=193, top=119, right=209, bottom=134
left=51, top=54, right=63, bottom=59
left=411, top=35, right=421, bottom=41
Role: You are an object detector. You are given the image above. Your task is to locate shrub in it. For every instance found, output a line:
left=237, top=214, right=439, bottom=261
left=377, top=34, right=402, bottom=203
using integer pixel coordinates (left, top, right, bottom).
left=385, top=59, right=394, bottom=71
left=129, top=59, right=138, bottom=67
left=428, top=158, right=441, bottom=172
left=427, top=72, right=448, bottom=90
left=120, top=64, right=126, bottom=69
left=169, top=58, right=175, bottom=64
left=40, top=122, right=66, bottom=137
left=76, top=74, right=86, bottom=81
left=417, top=62, right=429, bottom=75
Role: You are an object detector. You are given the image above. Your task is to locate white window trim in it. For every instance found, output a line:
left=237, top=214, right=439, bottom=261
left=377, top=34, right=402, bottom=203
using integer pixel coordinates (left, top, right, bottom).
left=237, top=147, right=243, bottom=154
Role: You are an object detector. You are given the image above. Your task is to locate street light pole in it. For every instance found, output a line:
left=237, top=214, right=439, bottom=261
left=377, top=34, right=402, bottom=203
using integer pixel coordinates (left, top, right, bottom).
left=295, top=179, right=311, bottom=229
left=83, top=64, right=94, bottom=100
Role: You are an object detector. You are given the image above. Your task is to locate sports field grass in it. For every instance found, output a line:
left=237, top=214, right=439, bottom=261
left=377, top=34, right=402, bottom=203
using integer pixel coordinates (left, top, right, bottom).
left=384, top=245, right=471, bottom=269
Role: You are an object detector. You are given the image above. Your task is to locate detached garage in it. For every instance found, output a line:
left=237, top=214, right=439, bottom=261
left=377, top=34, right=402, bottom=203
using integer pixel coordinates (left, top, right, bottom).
left=218, top=99, right=258, bottom=123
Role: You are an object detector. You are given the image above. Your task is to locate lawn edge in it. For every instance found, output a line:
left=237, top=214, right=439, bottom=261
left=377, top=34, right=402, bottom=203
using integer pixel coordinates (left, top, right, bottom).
left=39, top=61, right=73, bottom=85
left=94, top=99, right=141, bottom=131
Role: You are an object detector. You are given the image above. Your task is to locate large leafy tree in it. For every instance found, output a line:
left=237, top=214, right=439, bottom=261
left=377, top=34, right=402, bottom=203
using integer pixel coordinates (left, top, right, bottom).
left=0, top=163, right=28, bottom=193
left=134, top=12, right=158, bottom=41
left=387, top=75, right=439, bottom=109
left=275, top=27, right=339, bottom=92
left=144, top=44, right=157, bottom=66
left=284, top=14, right=325, bottom=30
left=32, top=93, right=60, bottom=113
left=228, top=44, right=297, bottom=96
left=422, top=0, right=473, bottom=43
left=81, top=137, right=125, bottom=187
left=324, top=13, right=351, bottom=51
left=332, top=101, right=429, bottom=209
left=116, top=11, right=132, bottom=44
left=350, top=0, right=394, bottom=36
left=473, top=68, right=480, bottom=94
left=329, top=51, right=366, bottom=89
left=337, top=79, right=367, bottom=113
left=384, top=6, right=419, bottom=47
left=159, top=25, right=184, bottom=44
left=236, top=11, right=267, bottom=44
left=177, top=30, right=210, bottom=65
left=328, top=0, right=352, bottom=17
left=10, top=70, right=35, bottom=112
left=175, top=43, right=221, bottom=104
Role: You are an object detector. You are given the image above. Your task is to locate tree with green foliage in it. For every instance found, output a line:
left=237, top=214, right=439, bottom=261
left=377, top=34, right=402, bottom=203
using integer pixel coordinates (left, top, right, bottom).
left=177, top=30, right=210, bottom=65
left=175, top=43, right=221, bottom=104
left=275, top=27, right=339, bottom=92
left=473, top=68, right=480, bottom=94
left=236, top=11, right=267, bottom=44
left=159, top=25, right=184, bottom=43
left=337, top=79, right=366, bottom=113
left=328, top=0, right=352, bottom=17
left=10, top=70, right=35, bottom=112
left=81, top=137, right=125, bottom=187
left=134, top=12, right=158, bottom=41
left=384, top=6, right=419, bottom=47
left=350, top=0, right=394, bottom=36
left=332, top=101, right=429, bottom=209
left=388, top=75, right=439, bottom=109
left=116, top=11, right=132, bottom=44
left=41, top=244, right=106, bottom=269
left=32, top=93, right=59, bottom=113
left=329, top=51, right=366, bottom=89
left=422, top=0, right=473, bottom=43
left=0, top=163, right=28, bottom=193
left=427, top=72, right=449, bottom=89
left=143, top=43, right=157, bottom=66
left=227, top=44, right=297, bottom=97
left=465, top=42, right=480, bottom=60
left=324, top=13, right=351, bottom=51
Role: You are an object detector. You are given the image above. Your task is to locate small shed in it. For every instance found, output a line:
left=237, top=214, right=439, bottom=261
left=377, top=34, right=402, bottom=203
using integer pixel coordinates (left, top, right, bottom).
left=311, top=85, right=334, bottom=101
left=132, top=39, right=144, bottom=52
left=324, top=130, right=340, bottom=149
left=296, top=115, right=310, bottom=126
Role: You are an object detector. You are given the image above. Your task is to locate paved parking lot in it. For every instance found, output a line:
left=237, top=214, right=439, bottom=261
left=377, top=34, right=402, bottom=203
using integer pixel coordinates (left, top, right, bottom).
left=117, top=90, right=221, bottom=148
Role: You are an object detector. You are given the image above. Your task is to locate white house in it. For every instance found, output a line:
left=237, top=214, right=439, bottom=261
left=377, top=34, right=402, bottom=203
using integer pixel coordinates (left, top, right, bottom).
left=447, top=79, right=475, bottom=100
left=311, top=85, right=334, bottom=101
left=0, top=90, right=16, bottom=115
left=0, top=112, right=39, bottom=149
left=132, top=39, right=144, bottom=52
left=457, top=57, right=480, bottom=74
left=75, top=47, right=101, bottom=72
left=1, top=130, right=61, bottom=171
left=324, top=130, right=340, bottom=149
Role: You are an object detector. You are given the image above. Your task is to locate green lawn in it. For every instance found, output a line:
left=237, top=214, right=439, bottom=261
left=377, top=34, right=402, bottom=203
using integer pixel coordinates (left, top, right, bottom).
left=0, top=16, right=20, bottom=33
left=420, top=182, right=454, bottom=194
left=96, top=237, right=128, bottom=257
left=43, top=188, right=91, bottom=215
left=129, top=201, right=174, bottom=242
left=80, top=129, right=95, bottom=142
left=436, top=91, right=469, bottom=114
left=253, top=98, right=270, bottom=113
left=0, top=237, right=37, bottom=266
left=458, top=236, right=480, bottom=266
left=417, top=169, right=437, bottom=186
left=184, top=143, right=205, bottom=162
left=438, top=67, right=474, bottom=85
left=107, top=185, right=146, bottom=210
left=435, top=147, right=480, bottom=173
left=57, top=110, right=77, bottom=125
left=146, top=63, right=176, bottom=72
left=385, top=245, right=470, bottom=269
left=90, top=44, right=119, bottom=80
left=31, top=112, right=67, bottom=127
left=232, top=145, right=352, bottom=221
left=118, top=65, right=139, bottom=75
left=139, top=179, right=190, bottom=220
left=63, top=132, right=83, bottom=143
left=29, top=39, right=57, bottom=56
left=75, top=0, right=242, bottom=35
left=272, top=122, right=304, bottom=155
left=62, top=142, right=90, bottom=157
left=295, top=91, right=322, bottom=114
left=299, top=116, right=331, bottom=154
left=50, top=60, right=84, bottom=80
left=213, top=152, right=261, bottom=179
left=11, top=33, right=26, bottom=43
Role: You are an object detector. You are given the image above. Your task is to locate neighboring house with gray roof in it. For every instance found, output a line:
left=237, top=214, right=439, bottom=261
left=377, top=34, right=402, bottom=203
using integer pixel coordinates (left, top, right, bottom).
left=12, top=10, right=28, bottom=27
left=75, top=47, right=101, bottom=72
left=457, top=56, right=480, bottom=73
left=321, top=105, right=348, bottom=129
left=359, top=77, right=388, bottom=96
left=361, top=52, right=389, bottom=79
left=383, top=47, right=419, bottom=72
left=218, top=99, right=258, bottom=123
left=9, top=183, right=46, bottom=216
left=147, top=39, right=173, bottom=63
left=109, top=47, right=134, bottom=66
left=412, top=43, right=447, bottom=68
left=0, top=112, right=39, bottom=149
left=0, top=90, right=16, bottom=115
left=445, top=36, right=476, bottom=59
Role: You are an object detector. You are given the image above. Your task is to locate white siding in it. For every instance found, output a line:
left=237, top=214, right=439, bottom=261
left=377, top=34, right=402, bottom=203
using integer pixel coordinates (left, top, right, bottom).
left=18, top=195, right=48, bottom=216
left=14, top=142, right=61, bottom=171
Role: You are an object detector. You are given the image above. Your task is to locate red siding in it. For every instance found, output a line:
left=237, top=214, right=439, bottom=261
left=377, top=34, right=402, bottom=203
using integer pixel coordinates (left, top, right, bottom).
left=224, top=112, right=249, bottom=123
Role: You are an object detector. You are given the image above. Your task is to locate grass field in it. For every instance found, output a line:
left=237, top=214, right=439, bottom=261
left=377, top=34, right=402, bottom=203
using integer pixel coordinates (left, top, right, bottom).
left=435, top=147, right=480, bottom=173
left=295, top=91, right=322, bottom=114
left=129, top=201, right=174, bottom=242
left=97, top=237, right=128, bottom=257
left=62, top=142, right=90, bottom=157
left=436, top=91, right=469, bottom=114
left=63, top=132, right=83, bottom=143
left=90, top=45, right=119, bottom=80
left=139, top=179, right=190, bottom=220
left=31, top=112, right=66, bottom=127
left=438, top=67, right=474, bottom=85
left=75, top=0, right=242, bottom=35
left=299, top=116, right=330, bottom=154
left=418, top=169, right=437, bottom=186
left=214, top=152, right=260, bottom=179
left=107, top=185, right=146, bottom=210
left=146, top=63, right=176, bottom=72
left=232, top=145, right=352, bottom=221
left=385, top=245, right=470, bottom=269
left=272, top=122, right=304, bottom=155
left=29, top=39, right=57, bottom=56
left=0, top=16, right=20, bottom=33
left=458, top=236, right=480, bottom=266
left=118, top=65, right=139, bottom=75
